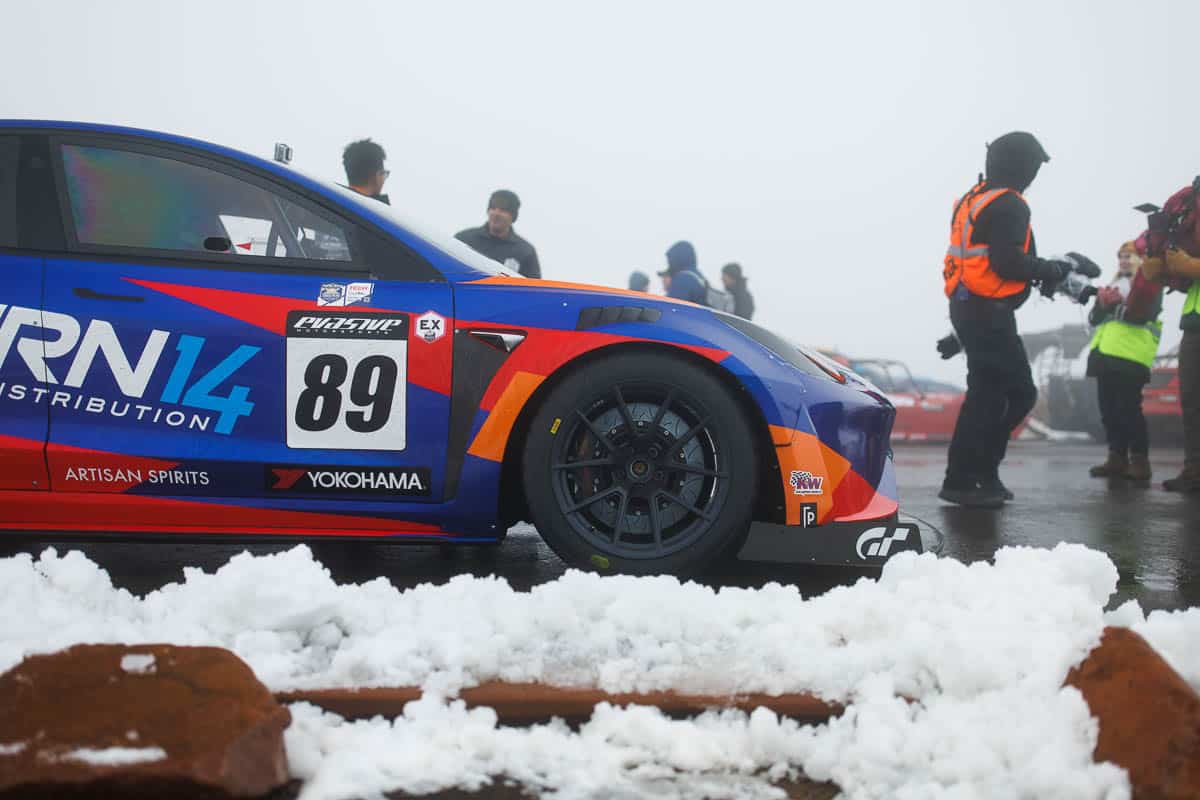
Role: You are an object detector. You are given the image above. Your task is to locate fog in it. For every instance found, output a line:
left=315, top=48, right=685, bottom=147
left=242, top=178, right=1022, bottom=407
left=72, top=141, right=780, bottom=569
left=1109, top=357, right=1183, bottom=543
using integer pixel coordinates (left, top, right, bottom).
left=3, top=0, right=1197, bottom=384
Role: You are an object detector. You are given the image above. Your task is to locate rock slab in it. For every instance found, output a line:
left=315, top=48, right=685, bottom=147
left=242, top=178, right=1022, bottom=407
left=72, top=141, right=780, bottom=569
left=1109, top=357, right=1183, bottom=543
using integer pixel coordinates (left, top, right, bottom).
left=0, top=644, right=291, bottom=799
left=1067, top=626, right=1200, bottom=800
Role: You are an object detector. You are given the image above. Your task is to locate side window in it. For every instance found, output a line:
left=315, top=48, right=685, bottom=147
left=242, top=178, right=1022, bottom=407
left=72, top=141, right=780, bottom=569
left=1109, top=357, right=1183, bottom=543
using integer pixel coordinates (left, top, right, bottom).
left=0, top=137, right=17, bottom=247
left=59, top=143, right=353, bottom=265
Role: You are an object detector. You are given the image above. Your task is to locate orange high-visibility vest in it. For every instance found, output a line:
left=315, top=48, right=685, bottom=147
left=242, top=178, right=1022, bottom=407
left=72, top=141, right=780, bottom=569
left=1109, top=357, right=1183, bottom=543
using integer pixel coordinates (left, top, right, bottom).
left=943, top=182, right=1032, bottom=298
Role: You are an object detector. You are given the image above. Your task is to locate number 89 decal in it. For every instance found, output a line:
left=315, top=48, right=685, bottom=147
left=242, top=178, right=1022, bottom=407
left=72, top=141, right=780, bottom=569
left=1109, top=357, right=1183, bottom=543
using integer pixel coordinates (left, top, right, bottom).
left=285, top=311, right=408, bottom=450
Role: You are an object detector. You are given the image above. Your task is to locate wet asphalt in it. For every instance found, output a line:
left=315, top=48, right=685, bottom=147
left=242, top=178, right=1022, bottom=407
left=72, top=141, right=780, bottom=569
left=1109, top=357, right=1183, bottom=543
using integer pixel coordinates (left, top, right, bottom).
left=3, top=442, right=1197, bottom=612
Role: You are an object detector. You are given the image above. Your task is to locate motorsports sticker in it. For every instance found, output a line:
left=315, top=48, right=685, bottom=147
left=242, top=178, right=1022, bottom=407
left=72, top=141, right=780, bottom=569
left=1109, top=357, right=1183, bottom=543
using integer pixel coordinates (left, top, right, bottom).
left=285, top=311, right=408, bottom=451
left=0, top=304, right=259, bottom=436
left=266, top=465, right=431, bottom=497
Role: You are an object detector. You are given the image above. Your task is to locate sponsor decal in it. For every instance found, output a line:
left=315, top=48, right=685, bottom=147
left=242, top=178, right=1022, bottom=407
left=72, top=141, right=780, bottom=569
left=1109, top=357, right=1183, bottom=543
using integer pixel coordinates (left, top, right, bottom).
left=800, top=502, right=818, bottom=528
left=62, top=466, right=211, bottom=487
left=289, top=313, right=407, bottom=338
left=267, top=465, right=431, bottom=497
left=0, top=305, right=258, bottom=435
left=316, top=282, right=375, bottom=307
left=318, top=283, right=346, bottom=306
left=855, top=525, right=913, bottom=559
left=789, top=470, right=824, bottom=496
left=285, top=311, right=409, bottom=451
left=416, top=311, right=446, bottom=344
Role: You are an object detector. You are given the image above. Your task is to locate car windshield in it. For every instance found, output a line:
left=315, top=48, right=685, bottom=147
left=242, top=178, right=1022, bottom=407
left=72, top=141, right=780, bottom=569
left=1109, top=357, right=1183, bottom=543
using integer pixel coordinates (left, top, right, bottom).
left=287, top=165, right=522, bottom=278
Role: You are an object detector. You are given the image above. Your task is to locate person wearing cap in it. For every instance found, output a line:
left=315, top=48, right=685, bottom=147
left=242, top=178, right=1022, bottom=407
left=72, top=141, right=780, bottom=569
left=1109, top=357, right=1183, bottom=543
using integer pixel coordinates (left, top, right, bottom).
left=658, top=241, right=708, bottom=304
left=721, top=262, right=755, bottom=319
left=455, top=189, right=541, bottom=278
left=628, top=271, right=650, bottom=292
left=341, top=139, right=390, bottom=204
left=938, top=131, right=1090, bottom=508
left=1086, top=242, right=1164, bottom=484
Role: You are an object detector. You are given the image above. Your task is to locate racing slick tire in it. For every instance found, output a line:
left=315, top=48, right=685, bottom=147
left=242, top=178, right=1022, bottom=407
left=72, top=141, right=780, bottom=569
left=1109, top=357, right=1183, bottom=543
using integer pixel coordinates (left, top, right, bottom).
left=522, top=351, right=758, bottom=576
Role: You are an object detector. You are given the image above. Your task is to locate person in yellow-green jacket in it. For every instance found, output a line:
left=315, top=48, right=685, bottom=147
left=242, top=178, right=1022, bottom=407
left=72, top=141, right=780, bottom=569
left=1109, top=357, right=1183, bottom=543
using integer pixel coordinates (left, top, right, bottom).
left=1087, top=241, right=1163, bottom=483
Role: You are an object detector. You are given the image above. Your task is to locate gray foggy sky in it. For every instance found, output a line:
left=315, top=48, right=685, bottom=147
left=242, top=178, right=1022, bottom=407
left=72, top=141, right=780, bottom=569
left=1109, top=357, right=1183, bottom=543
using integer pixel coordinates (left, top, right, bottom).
left=3, top=0, right=1197, bottom=383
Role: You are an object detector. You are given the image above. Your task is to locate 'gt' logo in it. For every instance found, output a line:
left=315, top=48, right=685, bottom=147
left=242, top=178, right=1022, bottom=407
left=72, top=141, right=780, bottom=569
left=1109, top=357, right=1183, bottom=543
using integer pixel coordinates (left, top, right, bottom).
left=855, top=526, right=911, bottom=559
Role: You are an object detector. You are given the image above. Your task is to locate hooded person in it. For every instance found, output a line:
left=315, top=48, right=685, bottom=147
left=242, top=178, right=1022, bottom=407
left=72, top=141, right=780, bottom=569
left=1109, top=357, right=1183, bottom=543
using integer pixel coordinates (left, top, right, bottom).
left=721, top=262, right=755, bottom=319
left=1085, top=241, right=1164, bottom=483
left=938, top=131, right=1092, bottom=508
left=658, top=240, right=708, bottom=304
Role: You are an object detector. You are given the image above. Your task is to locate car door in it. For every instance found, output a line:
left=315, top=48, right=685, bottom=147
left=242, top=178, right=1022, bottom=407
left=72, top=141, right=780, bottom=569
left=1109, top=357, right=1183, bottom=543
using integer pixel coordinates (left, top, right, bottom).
left=42, top=135, right=453, bottom=521
left=0, top=133, right=53, bottom=491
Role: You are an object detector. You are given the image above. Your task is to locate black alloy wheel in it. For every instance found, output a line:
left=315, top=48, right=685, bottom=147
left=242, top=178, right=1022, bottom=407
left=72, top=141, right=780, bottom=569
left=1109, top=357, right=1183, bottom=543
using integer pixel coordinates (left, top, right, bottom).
left=523, top=352, right=758, bottom=575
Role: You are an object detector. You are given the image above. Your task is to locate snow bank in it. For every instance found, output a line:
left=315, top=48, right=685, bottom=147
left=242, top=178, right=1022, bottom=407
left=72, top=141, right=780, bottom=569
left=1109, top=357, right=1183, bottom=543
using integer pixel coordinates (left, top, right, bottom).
left=284, top=687, right=1127, bottom=800
left=0, top=543, right=1129, bottom=700
left=1, top=542, right=1190, bottom=798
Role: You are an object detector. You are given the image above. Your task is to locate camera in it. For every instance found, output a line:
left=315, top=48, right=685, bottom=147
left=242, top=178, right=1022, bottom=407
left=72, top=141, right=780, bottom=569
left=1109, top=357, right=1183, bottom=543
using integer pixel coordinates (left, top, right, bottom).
left=1039, top=252, right=1101, bottom=304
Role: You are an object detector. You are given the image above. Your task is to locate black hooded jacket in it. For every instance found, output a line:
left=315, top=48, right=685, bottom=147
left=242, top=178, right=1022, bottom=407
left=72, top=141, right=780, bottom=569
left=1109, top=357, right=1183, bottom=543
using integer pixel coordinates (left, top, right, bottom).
left=960, top=132, right=1056, bottom=308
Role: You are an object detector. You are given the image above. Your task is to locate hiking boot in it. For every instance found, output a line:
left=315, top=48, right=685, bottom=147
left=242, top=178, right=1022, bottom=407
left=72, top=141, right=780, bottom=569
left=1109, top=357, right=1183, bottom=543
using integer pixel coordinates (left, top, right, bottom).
left=1163, top=464, right=1200, bottom=493
left=982, top=475, right=1014, bottom=501
left=1089, top=451, right=1128, bottom=478
left=1124, top=454, right=1152, bottom=485
left=938, top=477, right=1006, bottom=509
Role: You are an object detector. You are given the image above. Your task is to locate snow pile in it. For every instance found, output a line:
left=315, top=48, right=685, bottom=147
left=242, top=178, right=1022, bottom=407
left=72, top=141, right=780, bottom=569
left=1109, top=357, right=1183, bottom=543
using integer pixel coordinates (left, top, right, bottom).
left=2, top=542, right=1196, bottom=798
left=0, top=542, right=1142, bottom=699
left=285, top=686, right=1127, bottom=800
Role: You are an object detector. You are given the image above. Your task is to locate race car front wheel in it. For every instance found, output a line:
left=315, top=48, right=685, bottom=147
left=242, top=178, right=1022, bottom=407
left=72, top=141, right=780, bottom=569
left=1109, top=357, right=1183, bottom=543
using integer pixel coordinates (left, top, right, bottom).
left=522, top=351, right=758, bottom=575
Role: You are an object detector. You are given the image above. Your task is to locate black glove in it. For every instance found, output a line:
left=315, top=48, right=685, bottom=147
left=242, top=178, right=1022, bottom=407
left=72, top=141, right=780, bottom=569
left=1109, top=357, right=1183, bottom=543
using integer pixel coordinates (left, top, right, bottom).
left=936, top=332, right=962, bottom=359
left=1036, top=259, right=1073, bottom=298
left=1035, top=259, right=1073, bottom=283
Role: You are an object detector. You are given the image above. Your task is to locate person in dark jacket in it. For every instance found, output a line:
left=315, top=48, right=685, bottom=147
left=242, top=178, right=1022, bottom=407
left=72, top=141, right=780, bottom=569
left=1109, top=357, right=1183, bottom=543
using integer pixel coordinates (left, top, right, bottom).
left=721, top=262, right=755, bottom=319
left=455, top=190, right=541, bottom=278
left=342, top=139, right=390, bottom=204
left=1086, top=242, right=1163, bottom=484
left=939, top=131, right=1084, bottom=508
left=658, top=240, right=707, bottom=304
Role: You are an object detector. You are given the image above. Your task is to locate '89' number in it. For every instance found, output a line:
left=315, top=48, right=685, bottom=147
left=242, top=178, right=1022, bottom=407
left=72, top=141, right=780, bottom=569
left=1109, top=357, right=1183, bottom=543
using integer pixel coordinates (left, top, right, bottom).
left=294, top=354, right=398, bottom=433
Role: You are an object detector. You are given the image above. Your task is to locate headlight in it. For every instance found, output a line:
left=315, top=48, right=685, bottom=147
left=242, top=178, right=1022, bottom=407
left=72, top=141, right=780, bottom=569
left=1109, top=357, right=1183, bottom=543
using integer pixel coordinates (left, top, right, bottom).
left=718, top=315, right=844, bottom=382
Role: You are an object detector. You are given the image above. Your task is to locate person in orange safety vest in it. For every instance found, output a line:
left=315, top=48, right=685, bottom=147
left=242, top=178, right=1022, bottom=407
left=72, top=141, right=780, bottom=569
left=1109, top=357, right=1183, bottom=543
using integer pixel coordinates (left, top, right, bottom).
left=939, top=132, right=1084, bottom=508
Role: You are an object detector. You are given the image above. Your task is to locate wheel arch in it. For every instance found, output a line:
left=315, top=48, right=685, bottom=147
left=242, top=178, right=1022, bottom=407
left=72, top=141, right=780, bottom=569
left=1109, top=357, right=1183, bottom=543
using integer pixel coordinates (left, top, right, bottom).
left=497, top=341, right=785, bottom=528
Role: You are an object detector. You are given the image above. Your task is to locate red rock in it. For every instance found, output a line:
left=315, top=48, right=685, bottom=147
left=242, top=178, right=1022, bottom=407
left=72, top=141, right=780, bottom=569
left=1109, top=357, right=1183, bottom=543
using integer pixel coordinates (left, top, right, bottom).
left=0, top=644, right=291, bottom=799
left=277, top=681, right=843, bottom=725
left=1066, top=626, right=1200, bottom=800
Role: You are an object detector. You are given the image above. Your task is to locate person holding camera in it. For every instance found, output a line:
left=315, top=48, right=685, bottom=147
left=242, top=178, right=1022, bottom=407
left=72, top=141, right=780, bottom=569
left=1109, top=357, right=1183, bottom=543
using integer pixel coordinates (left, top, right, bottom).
left=938, top=132, right=1090, bottom=508
left=1140, top=180, right=1200, bottom=492
left=1086, top=241, right=1163, bottom=484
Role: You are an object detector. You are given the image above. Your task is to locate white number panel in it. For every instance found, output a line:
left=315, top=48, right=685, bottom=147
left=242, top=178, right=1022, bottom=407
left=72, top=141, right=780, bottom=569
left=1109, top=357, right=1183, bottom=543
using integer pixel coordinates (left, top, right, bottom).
left=285, top=311, right=408, bottom=451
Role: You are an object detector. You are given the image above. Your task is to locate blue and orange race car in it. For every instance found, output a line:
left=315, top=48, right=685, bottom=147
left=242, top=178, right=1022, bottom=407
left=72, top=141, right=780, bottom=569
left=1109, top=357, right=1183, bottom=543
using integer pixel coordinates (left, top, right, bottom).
left=0, top=121, right=919, bottom=574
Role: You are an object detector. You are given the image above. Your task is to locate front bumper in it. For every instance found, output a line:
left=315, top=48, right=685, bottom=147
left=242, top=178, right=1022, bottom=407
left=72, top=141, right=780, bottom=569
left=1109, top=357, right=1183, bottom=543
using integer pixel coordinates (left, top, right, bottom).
left=737, top=515, right=922, bottom=566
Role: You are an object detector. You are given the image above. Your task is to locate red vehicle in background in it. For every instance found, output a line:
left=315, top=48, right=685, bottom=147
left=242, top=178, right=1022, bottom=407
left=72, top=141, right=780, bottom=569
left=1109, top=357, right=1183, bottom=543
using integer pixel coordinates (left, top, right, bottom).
left=1143, top=352, right=1182, bottom=441
left=847, top=359, right=966, bottom=442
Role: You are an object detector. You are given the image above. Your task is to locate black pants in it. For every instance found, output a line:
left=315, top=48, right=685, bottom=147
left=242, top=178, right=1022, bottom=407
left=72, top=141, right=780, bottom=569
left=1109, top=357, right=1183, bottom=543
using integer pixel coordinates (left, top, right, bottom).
left=945, top=297, right=1037, bottom=485
left=1093, top=362, right=1149, bottom=457
left=1181, top=328, right=1200, bottom=468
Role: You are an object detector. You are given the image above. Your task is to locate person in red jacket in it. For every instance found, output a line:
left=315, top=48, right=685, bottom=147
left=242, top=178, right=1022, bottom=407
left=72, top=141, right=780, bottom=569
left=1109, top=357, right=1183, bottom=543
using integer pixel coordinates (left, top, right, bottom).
left=1140, top=181, right=1200, bottom=491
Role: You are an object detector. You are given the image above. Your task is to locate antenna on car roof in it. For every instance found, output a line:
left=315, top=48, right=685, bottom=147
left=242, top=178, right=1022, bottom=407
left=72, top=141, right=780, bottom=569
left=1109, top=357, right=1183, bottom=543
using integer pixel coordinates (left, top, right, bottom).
left=273, top=143, right=293, bottom=165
